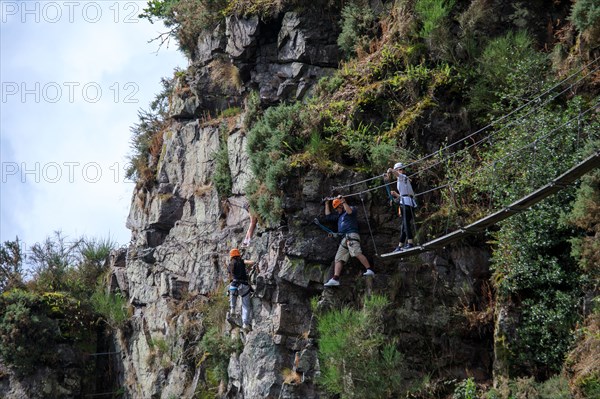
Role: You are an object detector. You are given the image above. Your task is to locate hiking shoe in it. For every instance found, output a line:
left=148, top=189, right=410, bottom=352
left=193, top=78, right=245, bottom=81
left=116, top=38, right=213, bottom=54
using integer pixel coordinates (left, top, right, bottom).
left=227, top=314, right=240, bottom=326
left=392, top=246, right=403, bottom=253
left=363, top=269, right=375, bottom=277
left=403, top=243, right=414, bottom=250
left=324, top=278, right=340, bottom=287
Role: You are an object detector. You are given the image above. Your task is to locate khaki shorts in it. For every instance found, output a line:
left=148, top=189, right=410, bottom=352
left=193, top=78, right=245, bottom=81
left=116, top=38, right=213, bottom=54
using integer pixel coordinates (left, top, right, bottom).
left=334, top=233, right=363, bottom=263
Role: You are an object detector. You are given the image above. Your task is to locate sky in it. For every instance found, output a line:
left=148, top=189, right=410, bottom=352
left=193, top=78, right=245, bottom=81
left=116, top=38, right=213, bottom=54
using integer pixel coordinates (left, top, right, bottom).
left=1, top=0, right=187, bottom=251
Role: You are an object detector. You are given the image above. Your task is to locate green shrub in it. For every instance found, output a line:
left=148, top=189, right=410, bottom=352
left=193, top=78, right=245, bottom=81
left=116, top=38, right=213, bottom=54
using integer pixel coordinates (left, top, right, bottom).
left=316, top=295, right=406, bottom=398
left=197, top=325, right=240, bottom=383
left=140, top=0, right=228, bottom=57
left=28, top=231, right=83, bottom=293
left=513, top=291, right=578, bottom=373
left=0, top=234, right=115, bottom=375
left=414, top=0, right=456, bottom=39
left=127, top=76, right=173, bottom=185
left=456, top=0, right=496, bottom=62
left=195, top=288, right=241, bottom=397
left=570, top=0, right=600, bottom=32
left=484, top=375, right=572, bottom=399
left=225, top=0, right=291, bottom=20
left=338, top=1, right=376, bottom=58
left=219, top=106, right=241, bottom=118
left=481, top=96, right=599, bottom=378
left=75, top=237, right=117, bottom=297
left=341, top=122, right=375, bottom=164
left=537, top=376, right=572, bottom=399
left=213, top=125, right=233, bottom=198
left=316, top=74, right=345, bottom=95
left=27, top=232, right=115, bottom=300
left=0, top=290, right=60, bottom=373
left=246, top=102, right=306, bottom=225
left=368, top=137, right=397, bottom=173
left=243, top=90, right=262, bottom=130
left=453, top=377, right=477, bottom=399
left=564, top=160, right=600, bottom=278
left=0, top=239, right=25, bottom=293
left=579, top=374, right=600, bottom=399
left=91, top=289, right=129, bottom=329
left=42, top=291, right=95, bottom=341
left=468, top=31, right=548, bottom=119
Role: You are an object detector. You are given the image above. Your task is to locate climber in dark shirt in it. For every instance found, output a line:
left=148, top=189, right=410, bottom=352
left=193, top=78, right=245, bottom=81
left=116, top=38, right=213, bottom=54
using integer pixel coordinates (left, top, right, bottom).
left=228, top=248, right=255, bottom=331
left=323, top=196, right=374, bottom=286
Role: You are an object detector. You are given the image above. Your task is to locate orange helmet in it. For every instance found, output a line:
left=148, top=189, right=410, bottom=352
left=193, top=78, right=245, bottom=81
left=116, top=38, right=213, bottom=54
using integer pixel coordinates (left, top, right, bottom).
left=332, top=198, right=343, bottom=209
left=230, top=248, right=240, bottom=258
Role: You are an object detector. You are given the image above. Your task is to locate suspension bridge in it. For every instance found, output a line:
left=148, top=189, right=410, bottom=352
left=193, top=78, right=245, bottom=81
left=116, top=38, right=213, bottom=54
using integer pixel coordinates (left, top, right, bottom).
left=325, top=57, right=600, bottom=259
left=380, top=149, right=600, bottom=258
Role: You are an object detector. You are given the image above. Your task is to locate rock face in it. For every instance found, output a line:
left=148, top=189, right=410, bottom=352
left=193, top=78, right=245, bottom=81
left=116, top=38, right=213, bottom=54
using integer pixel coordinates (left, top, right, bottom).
left=114, top=124, right=493, bottom=398
left=175, top=9, right=340, bottom=121
left=111, top=6, right=494, bottom=399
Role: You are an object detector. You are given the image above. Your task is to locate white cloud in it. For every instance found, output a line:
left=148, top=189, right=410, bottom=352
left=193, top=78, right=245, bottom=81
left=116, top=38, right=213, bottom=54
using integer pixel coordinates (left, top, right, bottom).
left=1, top=1, right=187, bottom=250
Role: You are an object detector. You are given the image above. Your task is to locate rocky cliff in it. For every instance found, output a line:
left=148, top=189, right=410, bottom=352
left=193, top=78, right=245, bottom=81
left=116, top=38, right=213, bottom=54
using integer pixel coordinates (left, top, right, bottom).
left=0, top=1, right=597, bottom=398
left=109, top=6, right=495, bottom=398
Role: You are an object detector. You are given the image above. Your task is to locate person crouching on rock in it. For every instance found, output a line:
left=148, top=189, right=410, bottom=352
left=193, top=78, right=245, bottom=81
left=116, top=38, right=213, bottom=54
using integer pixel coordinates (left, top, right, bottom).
left=323, top=196, right=375, bottom=287
left=228, top=248, right=254, bottom=331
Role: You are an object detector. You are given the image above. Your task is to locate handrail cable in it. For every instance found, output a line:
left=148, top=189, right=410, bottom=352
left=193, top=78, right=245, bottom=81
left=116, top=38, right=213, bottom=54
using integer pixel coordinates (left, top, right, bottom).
left=360, top=194, right=379, bottom=255
left=339, top=100, right=598, bottom=200
left=413, top=102, right=598, bottom=198
left=405, top=63, right=600, bottom=181
left=405, top=57, right=599, bottom=172
left=332, top=56, right=599, bottom=191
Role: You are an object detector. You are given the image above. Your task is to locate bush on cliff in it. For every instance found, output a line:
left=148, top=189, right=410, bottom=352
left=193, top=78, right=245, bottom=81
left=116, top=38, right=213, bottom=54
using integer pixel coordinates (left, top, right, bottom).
left=246, top=102, right=306, bottom=225
left=316, top=295, right=406, bottom=398
left=0, top=233, right=118, bottom=374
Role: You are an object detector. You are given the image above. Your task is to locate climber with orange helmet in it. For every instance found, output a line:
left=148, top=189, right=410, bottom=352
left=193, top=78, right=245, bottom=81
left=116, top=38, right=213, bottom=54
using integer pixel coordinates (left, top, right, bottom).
left=228, top=248, right=255, bottom=331
left=322, top=195, right=374, bottom=287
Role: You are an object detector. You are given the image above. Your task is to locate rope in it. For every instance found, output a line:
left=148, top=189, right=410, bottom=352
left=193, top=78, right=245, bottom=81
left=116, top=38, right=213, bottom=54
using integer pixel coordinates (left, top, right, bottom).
left=404, top=56, right=599, bottom=169
left=337, top=101, right=599, bottom=202
left=360, top=194, right=379, bottom=256
left=332, top=173, right=386, bottom=191
left=417, top=101, right=598, bottom=199
left=405, top=64, right=600, bottom=182
left=331, top=56, right=600, bottom=192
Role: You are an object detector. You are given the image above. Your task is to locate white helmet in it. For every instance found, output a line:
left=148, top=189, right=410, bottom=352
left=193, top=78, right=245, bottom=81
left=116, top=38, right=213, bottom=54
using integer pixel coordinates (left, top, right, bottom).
left=394, top=162, right=406, bottom=170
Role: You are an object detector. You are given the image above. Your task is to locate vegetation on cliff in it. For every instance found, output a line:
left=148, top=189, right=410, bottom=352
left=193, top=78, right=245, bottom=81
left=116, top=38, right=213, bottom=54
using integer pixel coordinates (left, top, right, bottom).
left=0, top=234, right=127, bottom=375
left=128, top=0, right=599, bottom=397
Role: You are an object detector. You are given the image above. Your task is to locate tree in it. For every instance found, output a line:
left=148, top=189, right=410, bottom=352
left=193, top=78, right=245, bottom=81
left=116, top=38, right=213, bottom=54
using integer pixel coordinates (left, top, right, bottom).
left=0, top=239, right=25, bottom=293
left=29, top=231, right=82, bottom=292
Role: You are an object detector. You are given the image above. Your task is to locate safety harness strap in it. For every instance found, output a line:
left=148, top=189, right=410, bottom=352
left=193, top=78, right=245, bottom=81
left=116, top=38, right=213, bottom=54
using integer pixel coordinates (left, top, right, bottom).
left=313, top=218, right=343, bottom=237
